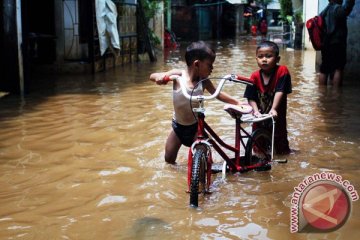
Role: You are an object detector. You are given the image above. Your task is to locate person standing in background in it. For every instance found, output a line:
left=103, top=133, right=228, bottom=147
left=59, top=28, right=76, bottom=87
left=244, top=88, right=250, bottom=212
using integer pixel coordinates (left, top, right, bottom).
left=259, top=18, right=268, bottom=38
left=319, top=0, right=355, bottom=86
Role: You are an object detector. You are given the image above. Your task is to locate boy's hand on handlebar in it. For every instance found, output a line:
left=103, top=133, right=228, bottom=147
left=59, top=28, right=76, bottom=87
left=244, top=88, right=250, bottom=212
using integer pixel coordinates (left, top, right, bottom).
left=253, top=110, right=262, bottom=118
left=155, top=75, right=170, bottom=85
left=269, top=109, right=278, bottom=118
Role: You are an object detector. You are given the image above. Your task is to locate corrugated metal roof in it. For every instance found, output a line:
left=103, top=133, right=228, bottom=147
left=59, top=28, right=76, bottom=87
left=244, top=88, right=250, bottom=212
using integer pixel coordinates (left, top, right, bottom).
left=226, top=0, right=248, bottom=4
left=267, top=1, right=281, bottom=10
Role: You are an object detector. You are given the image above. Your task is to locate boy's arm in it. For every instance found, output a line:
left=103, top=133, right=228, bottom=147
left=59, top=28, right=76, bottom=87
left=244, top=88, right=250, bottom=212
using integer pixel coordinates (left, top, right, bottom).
left=149, top=72, right=167, bottom=85
left=269, top=91, right=284, bottom=117
left=217, top=92, right=240, bottom=105
left=248, top=100, right=261, bottom=117
left=244, top=84, right=261, bottom=117
left=149, top=69, right=182, bottom=85
left=204, top=80, right=239, bottom=105
left=272, top=65, right=291, bottom=117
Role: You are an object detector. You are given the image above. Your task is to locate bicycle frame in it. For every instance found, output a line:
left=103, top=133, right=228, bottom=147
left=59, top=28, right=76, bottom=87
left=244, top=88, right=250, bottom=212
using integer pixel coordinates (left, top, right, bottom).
left=188, top=109, right=275, bottom=194
left=190, top=111, right=274, bottom=166
left=165, top=74, right=274, bottom=204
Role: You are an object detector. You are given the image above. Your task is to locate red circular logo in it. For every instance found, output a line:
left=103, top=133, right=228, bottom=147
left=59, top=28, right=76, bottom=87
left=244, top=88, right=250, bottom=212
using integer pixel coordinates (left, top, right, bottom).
left=301, top=183, right=350, bottom=231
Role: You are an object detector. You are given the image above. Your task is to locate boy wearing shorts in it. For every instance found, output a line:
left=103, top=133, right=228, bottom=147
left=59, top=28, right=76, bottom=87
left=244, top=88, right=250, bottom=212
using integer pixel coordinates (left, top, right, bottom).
left=150, top=41, right=240, bottom=164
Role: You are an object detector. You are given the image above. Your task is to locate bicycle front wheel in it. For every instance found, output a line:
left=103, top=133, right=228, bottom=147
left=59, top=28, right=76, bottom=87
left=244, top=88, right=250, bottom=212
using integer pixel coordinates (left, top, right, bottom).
left=244, top=128, right=272, bottom=167
left=190, top=148, right=208, bottom=208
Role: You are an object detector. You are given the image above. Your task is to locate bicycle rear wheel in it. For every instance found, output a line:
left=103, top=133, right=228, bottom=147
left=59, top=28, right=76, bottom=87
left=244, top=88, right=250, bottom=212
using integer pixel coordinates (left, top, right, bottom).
left=190, top=148, right=207, bottom=208
left=244, top=129, right=272, bottom=168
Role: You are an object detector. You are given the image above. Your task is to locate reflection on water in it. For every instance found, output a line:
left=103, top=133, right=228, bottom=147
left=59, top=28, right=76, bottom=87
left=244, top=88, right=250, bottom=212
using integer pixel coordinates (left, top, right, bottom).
left=1, top=37, right=360, bottom=239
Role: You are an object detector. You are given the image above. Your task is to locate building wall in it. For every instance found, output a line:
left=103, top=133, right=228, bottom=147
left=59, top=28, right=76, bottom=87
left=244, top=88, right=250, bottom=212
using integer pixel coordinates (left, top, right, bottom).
left=303, top=0, right=319, bottom=50
left=149, top=1, right=164, bottom=48
left=0, top=0, right=21, bottom=93
left=345, top=0, right=360, bottom=78
left=292, top=0, right=303, bottom=11
left=63, top=0, right=88, bottom=61
left=171, top=2, right=239, bottom=41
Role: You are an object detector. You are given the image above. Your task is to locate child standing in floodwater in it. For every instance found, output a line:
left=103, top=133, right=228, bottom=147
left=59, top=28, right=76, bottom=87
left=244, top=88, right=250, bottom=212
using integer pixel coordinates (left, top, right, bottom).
left=244, top=41, right=292, bottom=154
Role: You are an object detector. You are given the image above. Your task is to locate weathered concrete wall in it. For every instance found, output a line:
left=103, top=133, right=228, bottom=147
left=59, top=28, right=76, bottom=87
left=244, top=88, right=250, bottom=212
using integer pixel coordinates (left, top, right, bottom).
left=346, top=0, right=360, bottom=78
left=149, top=1, right=164, bottom=48
left=303, top=0, right=319, bottom=50
left=292, top=0, right=303, bottom=11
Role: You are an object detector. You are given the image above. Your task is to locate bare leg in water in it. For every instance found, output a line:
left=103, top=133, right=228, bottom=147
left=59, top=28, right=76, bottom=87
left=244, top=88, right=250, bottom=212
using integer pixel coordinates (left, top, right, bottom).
left=332, top=69, right=343, bottom=87
left=319, top=72, right=328, bottom=85
left=319, top=69, right=343, bottom=87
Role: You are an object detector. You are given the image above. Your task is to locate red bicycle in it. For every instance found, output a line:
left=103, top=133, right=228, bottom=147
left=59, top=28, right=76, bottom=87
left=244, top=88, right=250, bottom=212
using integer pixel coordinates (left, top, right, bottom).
left=165, top=74, right=276, bottom=208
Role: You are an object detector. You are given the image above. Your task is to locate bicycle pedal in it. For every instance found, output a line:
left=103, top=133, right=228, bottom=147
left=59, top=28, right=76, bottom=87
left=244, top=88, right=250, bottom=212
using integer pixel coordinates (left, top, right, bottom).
left=211, top=163, right=225, bottom=173
left=273, top=159, right=288, bottom=163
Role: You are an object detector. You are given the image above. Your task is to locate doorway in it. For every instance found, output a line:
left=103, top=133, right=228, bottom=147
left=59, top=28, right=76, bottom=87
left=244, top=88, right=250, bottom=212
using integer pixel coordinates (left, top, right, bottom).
left=22, top=0, right=56, bottom=64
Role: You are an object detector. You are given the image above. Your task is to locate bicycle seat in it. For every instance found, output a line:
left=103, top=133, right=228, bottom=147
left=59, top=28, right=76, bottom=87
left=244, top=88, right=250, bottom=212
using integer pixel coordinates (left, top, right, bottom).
left=224, top=104, right=253, bottom=118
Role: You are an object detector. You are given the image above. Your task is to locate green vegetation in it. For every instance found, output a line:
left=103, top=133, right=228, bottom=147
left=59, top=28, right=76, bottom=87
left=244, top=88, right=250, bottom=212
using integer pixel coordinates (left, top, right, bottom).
left=279, top=0, right=293, bottom=23
left=294, top=9, right=303, bottom=24
left=140, top=0, right=162, bottom=45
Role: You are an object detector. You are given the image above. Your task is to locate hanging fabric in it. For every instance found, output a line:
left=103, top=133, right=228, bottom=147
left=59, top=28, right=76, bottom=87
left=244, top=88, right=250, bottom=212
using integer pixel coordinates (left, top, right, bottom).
left=95, top=0, right=120, bottom=55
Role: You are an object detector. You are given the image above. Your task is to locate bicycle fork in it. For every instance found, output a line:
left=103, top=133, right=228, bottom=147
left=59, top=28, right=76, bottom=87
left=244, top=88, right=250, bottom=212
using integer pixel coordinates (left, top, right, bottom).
left=187, top=142, right=213, bottom=193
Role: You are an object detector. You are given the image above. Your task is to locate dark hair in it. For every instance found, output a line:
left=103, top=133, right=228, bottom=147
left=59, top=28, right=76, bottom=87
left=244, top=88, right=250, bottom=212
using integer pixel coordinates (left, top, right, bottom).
left=185, top=41, right=216, bottom=66
left=256, top=40, right=280, bottom=57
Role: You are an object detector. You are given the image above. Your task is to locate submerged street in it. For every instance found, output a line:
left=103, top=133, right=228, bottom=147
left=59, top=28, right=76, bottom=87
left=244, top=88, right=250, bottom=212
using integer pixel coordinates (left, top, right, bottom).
left=0, top=38, right=360, bottom=239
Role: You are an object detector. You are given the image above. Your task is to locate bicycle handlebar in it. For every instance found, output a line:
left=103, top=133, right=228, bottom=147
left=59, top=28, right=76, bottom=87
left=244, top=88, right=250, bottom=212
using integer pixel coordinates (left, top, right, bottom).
left=163, top=74, right=253, bottom=101
left=233, top=75, right=254, bottom=86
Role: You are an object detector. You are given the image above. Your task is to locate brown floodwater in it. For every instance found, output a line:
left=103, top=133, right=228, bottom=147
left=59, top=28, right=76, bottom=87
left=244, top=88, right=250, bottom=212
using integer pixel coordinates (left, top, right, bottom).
left=1, top=38, right=359, bottom=239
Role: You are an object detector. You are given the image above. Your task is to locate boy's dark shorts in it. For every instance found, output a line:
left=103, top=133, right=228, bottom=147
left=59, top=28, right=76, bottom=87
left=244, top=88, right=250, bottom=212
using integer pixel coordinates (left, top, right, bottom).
left=172, top=120, right=197, bottom=147
left=320, top=44, right=346, bottom=74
